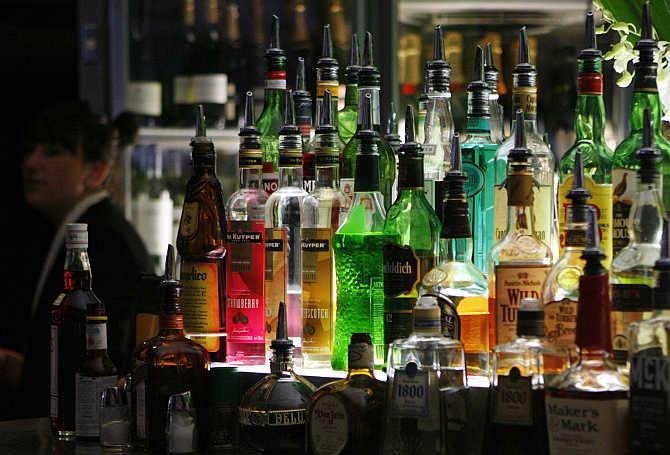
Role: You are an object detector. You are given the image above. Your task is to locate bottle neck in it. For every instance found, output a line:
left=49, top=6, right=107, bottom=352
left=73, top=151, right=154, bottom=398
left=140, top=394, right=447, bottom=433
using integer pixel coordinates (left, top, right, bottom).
left=159, top=313, right=185, bottom=337
left=465, top=116, right=492, bottom=135
left=576, top=272, right=612, bottom=357
left=239, top=167, right=263, bottom=189
left=270, top=348, right=294, bottom=374
left=628, top=183, right=664, bottom=245
left=192, top=155, right=216, bottom=177
left=506, top=204, right=536, bottom=237
left=509, top=118, right=538, bottom=135
left=629, top=91, right=663, bottom=134
left=315, top=164, right=339, bottom=189
left=344, top=83, right=358, bottom=107
left=279, top=166, right=303, bottom=188
left=64, top=248, right=92, bottom=291
left=357, top=86, right=381, bottom=128
left=439, top=237, right=473, bottom=264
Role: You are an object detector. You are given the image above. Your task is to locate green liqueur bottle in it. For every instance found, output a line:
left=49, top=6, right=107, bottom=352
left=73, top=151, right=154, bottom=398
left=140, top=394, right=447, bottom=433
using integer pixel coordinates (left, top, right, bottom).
left=341, top=32, right=396, bottom=210
left=559, top=10, right=613, bottom=267
left=333, top=93, right=400, bottom=370
left=612, top=0, right=670, bottom=257
left=338, top=33, right=361, bottom=201
left=461, top=45, right=499, bottom=275
left=257, top=15, right=287, bottom=196
left=383, top=105, right=441, bottom=348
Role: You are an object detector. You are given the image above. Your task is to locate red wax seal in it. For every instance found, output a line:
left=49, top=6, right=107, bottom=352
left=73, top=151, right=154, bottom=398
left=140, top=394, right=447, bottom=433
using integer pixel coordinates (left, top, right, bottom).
left=578, top=73, right=603, bottom=95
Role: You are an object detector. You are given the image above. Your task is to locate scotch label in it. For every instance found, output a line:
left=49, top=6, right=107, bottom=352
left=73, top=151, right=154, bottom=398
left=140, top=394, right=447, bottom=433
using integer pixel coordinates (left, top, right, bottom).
left=239, top=408, right=306, bottom=426
left=630, top=350, right=670, bottom=453
left=181, top=260, right=223, bottom=352
left=391, top=367, right=429, bottom=417
left=383, top=244, right=419, bottom=297
left=302, top=228, right=334, bottom=357
left=493, top=368, right=533, bottom=425
left=310, top=395, right=348, bottom=455
left=544, top=298, right=578, bottom=347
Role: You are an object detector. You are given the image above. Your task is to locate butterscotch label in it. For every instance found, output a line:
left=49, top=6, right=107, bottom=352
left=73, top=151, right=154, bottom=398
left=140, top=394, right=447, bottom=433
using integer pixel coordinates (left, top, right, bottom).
left=181, top=260, right=222, bottom=352
left=544, top=298, right=578, bottom=347
left=265, top=228, right=287, bottom=343
left=301, top=228, right=333, bottom=357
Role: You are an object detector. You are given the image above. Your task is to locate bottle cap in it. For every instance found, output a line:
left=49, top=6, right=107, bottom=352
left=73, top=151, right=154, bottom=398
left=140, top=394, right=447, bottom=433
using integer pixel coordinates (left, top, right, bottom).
left=278, top=90, right=302, bottom=165
left=581, top=207, right=607, bottom=276
left=316, top=90, right=337, bottom=135
left=271, top=301, right=293, bottom=351
left=425, top=25, right=451, bottom=92
left=265, top=14, right=286, bottom=58
left=484, top=42, right=499, bottom=92
left=517, top=297, right=544, bottom=337
left=397, top=105, right=423, bottom=189
left=579, top=11, right=601, bottom=60
left=413, top=295, right=442, bottom=334
left=161, top=244, right=183, bottom=328
left=65, top=223, right=88, bottom=249
left=636, top=107, right=661, bottom=184
left=317, top=24, right=338, bottom=81
left=513, top=27, right=536, bottom=87
left=467, top=45, right=490, bottom=117
left=566, top=150, right=591, bottom=223
left=344, top=33, right=361, bottom=82
left=354, top=93, right=380, bottom=193
left=358, top=31, right=380, bottom=87
left=348, top=333, right=374, bottom=370
left=441, top=133, right=471, bottom=239
left=508, top=109, right=531, bottom=163
left=636, top=1, right=657, bottom=58
left=238, top=91, right=262, bottom=168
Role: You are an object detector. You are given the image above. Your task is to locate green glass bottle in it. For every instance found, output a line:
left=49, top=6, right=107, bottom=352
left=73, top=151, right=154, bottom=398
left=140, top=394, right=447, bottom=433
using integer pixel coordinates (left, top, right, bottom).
left=611, top=1, right=670, bottom=257
left=332, top=93, right=400, bottom=370
left=257, top=15, right=286, bottom=196
left=383, top=105, right=441, bottom=348
left=340, top=32, right=396, bottom=211
left=338, top=33, right=361, bottom=201
left=559, top=11, right=613, bottom=268
left=461, top=45, right=499, bottom=275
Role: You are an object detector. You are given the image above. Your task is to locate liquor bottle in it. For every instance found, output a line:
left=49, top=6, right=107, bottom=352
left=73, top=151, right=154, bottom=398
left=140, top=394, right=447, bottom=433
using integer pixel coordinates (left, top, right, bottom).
left=306, top=333, right=386, bottom=455
left=484, top=43, right=504, bottom=144
left=488, top=109, right=552, bottom=347
left=422, top=25, right=455, bottom=211
left=542, top=151, right=590, bottom=350
left=487, top=297, right=569, bottom=455
left=50, top=224, right=97, bottom=439
left=221, top=0, right=243, bottom=127
left=177, top=106, right=227, bottom=360
left=494, top=27, right=558, bottom=259
left=293, top=57, right=314, bottom=194
left=338, top=33, right=361, bottom=198
left=340, top=32, right=396, bottom=210
left=628, top=217, right=670, bottom=454
left=421, top=134, right=490, bottom=377
left=258, top=15, right=287, bottom=196
left=382, top=296, right=468, bottom=454
left=265, top=90, right=308, bottom=360
left=558, top=11, right=613, bottom=267
left=225, top=92, right=268, bottom=365
left=172, top=0, right=198, bottom=126
left=612, top=0, right=670, bottom=256
left=143, top=245, right=210, bottom=452
left=301, top=90, right=349, bottom=368
left=611, top=108, right=663, bottom=369
left=332, top=93, right=400, bottom=370
left=461, top=45, right=499, bottom=274
left=545, top=210, right=628, bottom=455
left=238, top=302, right=316, bottom=454
left=383, top=105, right=441, bottom=350
left=415, top=68, right=429, bottom=145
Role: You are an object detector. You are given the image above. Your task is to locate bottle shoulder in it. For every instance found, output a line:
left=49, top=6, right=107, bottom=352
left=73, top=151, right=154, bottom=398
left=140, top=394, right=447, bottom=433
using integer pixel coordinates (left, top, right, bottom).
left=547, top=359, right=628, bottom=393
left=489, top=233, right=552, bottom=265
left=241, top=372, right=315, bottom=410
left=145, top=335, right=211, bottom=366
left=423, top=262, right=488, bottom=296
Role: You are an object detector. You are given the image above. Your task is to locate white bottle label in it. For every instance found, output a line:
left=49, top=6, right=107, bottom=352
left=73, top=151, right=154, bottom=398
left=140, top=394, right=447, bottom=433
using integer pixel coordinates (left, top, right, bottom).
left=126, top=81, right=162, bottom=116
left=50, top=324, right=59, bottom=418
left=391, top=368, right=429, bottom=417
left=310, top=395, right=348, bottom=455
left=192, top=73, right=228, bottom=104
left=75, top=374, right=119, bottom=437
left=545, top=396, right=628, bottom=454
left=86, top=323, right=108, bottom=350
left=136, top=379, right=146, bottom=439
left=339, top=178, right=355, bottom=203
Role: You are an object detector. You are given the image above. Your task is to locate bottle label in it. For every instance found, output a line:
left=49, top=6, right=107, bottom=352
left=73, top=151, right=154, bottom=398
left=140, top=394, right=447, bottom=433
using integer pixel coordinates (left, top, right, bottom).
left=545, top=396, right=628, bottom=454
left=179, top=201, right=200, bottom=238
left=316, top=81, right=339, bottom=100
left=611, top=284, right=654, bottom=312
left=173, top=75, right=191, bottom=104
left=612, top=168, right=635, bottom=256
left=493, top=368, right=533, bottom=425
left=512, top=87, right=537, bottom=120
left=126, top=81, right=162, bottom=116
left=422, top=144, right=437, bottom=156
left=558, top=175, right=612, bottom=264
left=136, top=377, right=146, bottom=439
left=438, top=294, right=461, bottom=340
left=462, top=160, right=485, bottom=197
left=630, top=350, right=670, bottom=453
left=86, top=322, right=108, bottom=350
left=263, top=162, right=279, bottom=195
left=494, top=264, right=549, bottom=345
left=265, top=228, right=288, bottom=342
left=50, top=323, right=59, bottom=418
left=264, top=71, right=287, bottom=90
left=544, top=298, right=578, bottom=347
left=181, top=260, right=223, bottom=352
left=383, top=244, right=420, bottom=297
left=192, top=73, right=227, bottom=104
left=493, top=185, right=508, bottom=242
left=302, top=228, right=334, bottom=357
left=238, top=408, right=306, bottom=426
left=339, top=178, right=355, bottom=203
left=226, top=221, right=266, bottom=345
left=75, top=374, right=118, bottom=437
left=310, top=395, right=348, bottom=455
left=391, top=366, right=429, bottom=417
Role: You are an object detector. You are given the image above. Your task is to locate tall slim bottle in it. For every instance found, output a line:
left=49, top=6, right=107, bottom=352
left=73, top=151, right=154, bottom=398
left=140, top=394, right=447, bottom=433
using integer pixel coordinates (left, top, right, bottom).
left=225, top=92, right=268, bottom=365
left=494, top=27, right=557, bottom=258
left=265, top=90, right=308, bottom=361
left=340, top=32, right=396, bottom=210
left=422, top=25, right=455, bottom=210
left=293, top=57, right=314, bottom=193
left=333, top=93, right=400, bottom=370
left=301, top=90, right=349, bottom=368
left=484, top=43, right=504, bottom=144
left=171, top=0, right=198, bottom=126
left=612, top=0, right=670, bottom=256
left=337, top=33, right=361, bottom=150
left=257, top=15, right=287, bottom=196
left=383, top=106, right=441, bottom=349
left=177, top=106, right=227, bottom=361
left=488, top=109, right=552, bottom=347
left=559, top=11, right=613, bottom=267
left=461, top=45, right=499, bottom=274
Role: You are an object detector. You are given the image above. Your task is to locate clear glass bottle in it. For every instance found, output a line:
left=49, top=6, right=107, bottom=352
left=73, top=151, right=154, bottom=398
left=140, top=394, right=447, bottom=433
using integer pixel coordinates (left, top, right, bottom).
left=484, top=43, right=504, bottom=144
left=422, top=25, right=455, bottom=211
left=301, top=90, right=349, bottom=368
left=383, top=105, right=441, bottom=356
left=265, top=90, right=308, bottom=361
left=627, top=216, right=670, bottom=454
left=494, top=27, right=557, bottom=259
left=611, top=107, right=664, bottom=370
left=307, top=333, right=386, bottom=455
left=238, top=302, right=316, bottom=454
left=294, top=57, right=314, bottom=195
left=382, top=296, right=468, bottom=455
left=487, top=298, right=569, bottom=454
left=337, top=33, right=360, bottom=151
left=332, top=93, right=400, bottom=370
left=488, top=109, right=552, bottom=348
left=225, top=92, right=268, bottom=365
left=421, top=134, right=490, bottom=378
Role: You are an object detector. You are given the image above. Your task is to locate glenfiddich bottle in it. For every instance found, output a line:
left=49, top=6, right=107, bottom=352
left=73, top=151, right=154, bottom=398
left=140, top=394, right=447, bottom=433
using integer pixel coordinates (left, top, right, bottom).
left=383, top=105, right=440, bottom=350
left=238, top=302, right=316, bottom=454
left=338, top=33, right=361, bottom=151
left=258, top=15, right=287, bottom=196
left=612, top=0, right=670, bottom=256
left=488, top=109, right=552, bottom=347
left=225, top=92, right=268, bottom=365
left=307, top=333, right=386, bottom=455
left=177, top=106, right=227, bottom=361
left=611, top=108, right=663, bottom=370
left=545, top=210, right=628, bottom=455
left=50, top=224, right=97, bottom=439
left=301, top=90, right=349, bottom=368
left=558, top=11, right=613, bottom=266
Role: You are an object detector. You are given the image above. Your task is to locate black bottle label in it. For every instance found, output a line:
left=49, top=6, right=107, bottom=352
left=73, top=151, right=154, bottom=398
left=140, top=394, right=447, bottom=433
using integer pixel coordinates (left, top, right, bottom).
left=383, top=244, right=419, bottom=297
